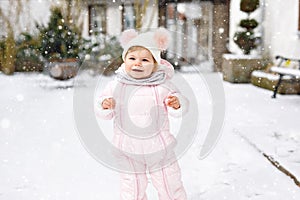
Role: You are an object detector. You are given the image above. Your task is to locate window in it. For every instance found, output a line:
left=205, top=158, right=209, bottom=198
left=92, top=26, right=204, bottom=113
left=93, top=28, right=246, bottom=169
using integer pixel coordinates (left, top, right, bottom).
left=89, top=3, right=136, bottom=34
left=88, top=4, right=107, bottom=35
left=122, top=3, right=135, bottom=30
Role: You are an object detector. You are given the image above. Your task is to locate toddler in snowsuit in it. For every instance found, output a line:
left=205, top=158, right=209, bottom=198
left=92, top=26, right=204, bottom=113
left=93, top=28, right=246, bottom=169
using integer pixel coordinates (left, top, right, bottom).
left=96, top=28, right=188, bottom=200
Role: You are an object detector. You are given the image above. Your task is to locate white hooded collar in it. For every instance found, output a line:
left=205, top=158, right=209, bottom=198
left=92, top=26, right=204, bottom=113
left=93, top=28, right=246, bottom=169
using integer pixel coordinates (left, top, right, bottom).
left=115, top=63, right=167, bottom=86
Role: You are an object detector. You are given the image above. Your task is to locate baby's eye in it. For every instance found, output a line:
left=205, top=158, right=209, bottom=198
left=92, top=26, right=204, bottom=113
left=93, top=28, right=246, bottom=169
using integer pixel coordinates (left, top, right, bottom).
left=129, top=57, right=135, bottom=60
left=142, top=59, right=149, bottom=62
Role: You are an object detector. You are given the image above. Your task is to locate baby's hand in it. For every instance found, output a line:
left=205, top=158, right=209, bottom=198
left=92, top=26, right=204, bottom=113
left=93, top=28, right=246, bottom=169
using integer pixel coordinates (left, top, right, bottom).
left=166, top=95, right=180, bottom=110
left=102, top=98, right=115, bottom=109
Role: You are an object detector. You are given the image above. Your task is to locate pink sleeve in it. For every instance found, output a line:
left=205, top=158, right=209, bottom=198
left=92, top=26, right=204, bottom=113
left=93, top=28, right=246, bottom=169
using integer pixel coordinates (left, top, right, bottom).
left=163, top=81, right=189, bottom=118
left=160, top=59, right=174, bottom=79
left=164, top=91, right=189, bottom=118
left=94, top=81, right=115, bottom=120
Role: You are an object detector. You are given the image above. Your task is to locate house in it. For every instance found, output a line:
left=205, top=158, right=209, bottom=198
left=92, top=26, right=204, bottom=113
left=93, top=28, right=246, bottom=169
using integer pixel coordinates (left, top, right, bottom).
left=0, top=0, right=299, bottom=72
left=0, top=0, right=229, bottom=72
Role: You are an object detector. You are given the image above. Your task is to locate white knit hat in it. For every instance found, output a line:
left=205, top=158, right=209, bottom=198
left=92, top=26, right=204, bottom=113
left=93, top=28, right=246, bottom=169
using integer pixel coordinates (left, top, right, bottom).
left=120, top=28, right=171, bottom=64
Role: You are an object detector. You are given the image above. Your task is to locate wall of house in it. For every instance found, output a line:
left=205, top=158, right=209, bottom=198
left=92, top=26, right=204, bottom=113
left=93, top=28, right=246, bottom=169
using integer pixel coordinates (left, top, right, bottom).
left=213, top=2, right=230, bottom=71
left=0, top=0, right=159, bottom=37
left=229, top=0, right=300, bottom=59
left=104, top=4, right=158, bottom=36
left=264, top=0, right=300, bottom=59
left=106, top=6, right=122, bottom=36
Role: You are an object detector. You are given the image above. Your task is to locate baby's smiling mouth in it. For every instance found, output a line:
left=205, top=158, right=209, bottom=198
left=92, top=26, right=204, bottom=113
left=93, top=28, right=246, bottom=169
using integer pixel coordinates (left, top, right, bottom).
left=132, top=68, right=144, bottom=72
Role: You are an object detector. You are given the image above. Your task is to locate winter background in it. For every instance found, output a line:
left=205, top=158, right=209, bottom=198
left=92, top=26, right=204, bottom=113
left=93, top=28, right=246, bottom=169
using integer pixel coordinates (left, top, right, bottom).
left=0, top=0, right=300, bottom=199
left=0, top=69, right=299, bottom=200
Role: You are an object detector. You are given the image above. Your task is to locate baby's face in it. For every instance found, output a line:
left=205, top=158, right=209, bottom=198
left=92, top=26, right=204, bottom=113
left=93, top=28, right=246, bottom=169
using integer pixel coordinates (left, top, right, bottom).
left=124, top=49, right=156, bottom=79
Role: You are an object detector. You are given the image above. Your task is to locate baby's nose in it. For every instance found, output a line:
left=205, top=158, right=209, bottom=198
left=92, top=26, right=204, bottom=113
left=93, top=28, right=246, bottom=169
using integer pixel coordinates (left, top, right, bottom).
left=135, top=60, right=142, bottom=66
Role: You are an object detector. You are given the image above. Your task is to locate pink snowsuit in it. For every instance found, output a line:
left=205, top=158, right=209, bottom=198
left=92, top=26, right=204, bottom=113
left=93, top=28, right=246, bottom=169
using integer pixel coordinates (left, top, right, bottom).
left=96, top=60, right=188, bottom=200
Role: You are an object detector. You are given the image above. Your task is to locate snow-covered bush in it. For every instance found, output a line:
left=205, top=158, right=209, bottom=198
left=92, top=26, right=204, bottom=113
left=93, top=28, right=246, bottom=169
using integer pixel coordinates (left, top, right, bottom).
left=36, top=7, right=82, bottom=61
left=15, top=32, right=43, bottom=72
left=233, top=0, right=260, bottom=55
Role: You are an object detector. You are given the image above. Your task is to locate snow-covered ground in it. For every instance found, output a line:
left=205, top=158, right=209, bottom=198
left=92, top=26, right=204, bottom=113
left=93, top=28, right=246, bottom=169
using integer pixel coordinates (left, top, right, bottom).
left=0, top=71, right=300, bottom=200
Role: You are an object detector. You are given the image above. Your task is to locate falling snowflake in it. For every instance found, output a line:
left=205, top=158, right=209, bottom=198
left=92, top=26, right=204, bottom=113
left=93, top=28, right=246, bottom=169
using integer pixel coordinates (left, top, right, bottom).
left=1, top=118, right=10, bottom=129
left=16, top=94, right=24, bottom=102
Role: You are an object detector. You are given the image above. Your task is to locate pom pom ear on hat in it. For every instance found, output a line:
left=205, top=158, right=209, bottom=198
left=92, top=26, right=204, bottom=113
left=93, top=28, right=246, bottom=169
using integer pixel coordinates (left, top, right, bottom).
left=119, top=29, right=138, bottom=48
left=154, top=27, right=171, bottom=51
left=120, top=28, right=171, bottom=63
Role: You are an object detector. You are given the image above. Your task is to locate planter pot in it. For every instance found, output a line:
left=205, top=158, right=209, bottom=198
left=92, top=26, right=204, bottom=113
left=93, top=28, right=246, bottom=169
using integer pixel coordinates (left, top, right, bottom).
left=222, top=54, right=264, bottom=83
left=48, top=58, right=79, bottom=80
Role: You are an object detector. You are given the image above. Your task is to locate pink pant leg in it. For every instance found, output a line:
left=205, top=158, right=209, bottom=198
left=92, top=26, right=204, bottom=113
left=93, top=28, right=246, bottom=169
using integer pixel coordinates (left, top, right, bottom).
left=120, top=158, right=148, bottom=200
left=149, top=161, right=187, bottom=200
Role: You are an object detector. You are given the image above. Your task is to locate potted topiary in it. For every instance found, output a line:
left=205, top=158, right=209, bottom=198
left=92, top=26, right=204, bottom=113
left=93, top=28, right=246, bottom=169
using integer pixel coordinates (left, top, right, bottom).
left=37, top=7, right=83, bottom=80
left=222, top=0, right=265, bottom=83
left=233, top=0, right=260, bottom=55
left=0, top=32, right=44, bottom=74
